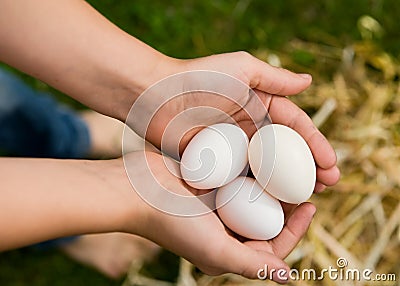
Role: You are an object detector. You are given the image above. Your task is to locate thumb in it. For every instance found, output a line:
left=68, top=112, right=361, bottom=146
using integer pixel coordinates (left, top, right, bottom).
left=247, top=55, right=312, bottom=96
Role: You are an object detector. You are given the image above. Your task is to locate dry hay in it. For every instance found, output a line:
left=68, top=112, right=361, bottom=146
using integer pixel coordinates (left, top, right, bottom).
left=123, top=40, right=400, bottom=286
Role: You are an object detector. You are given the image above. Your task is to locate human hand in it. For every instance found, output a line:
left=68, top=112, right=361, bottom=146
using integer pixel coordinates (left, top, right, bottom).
left=127, top=52, right=340, bottom=192
left=123, top=151, right=316, bottom=283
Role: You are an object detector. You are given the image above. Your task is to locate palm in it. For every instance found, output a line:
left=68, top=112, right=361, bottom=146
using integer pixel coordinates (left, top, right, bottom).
left=141, top=54, right=339, bottom=187
left=156, top=88, right=339, bottom=189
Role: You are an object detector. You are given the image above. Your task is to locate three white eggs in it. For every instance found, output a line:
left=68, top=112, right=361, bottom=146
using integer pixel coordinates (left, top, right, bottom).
left=180, top=123, right=316, bottom=240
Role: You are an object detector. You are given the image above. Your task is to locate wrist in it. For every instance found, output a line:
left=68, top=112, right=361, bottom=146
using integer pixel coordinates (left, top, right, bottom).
left=112, top=38, right=184, bottom=122
left=103, top=157, right=151, bottom=236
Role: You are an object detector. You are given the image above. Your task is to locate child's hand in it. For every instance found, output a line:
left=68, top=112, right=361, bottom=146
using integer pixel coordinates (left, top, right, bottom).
left=122, top=151, right=315, bottom=283
left=130, top=52, right=340, bottom=193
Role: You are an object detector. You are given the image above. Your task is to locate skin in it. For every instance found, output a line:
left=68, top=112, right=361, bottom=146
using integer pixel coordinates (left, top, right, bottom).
left=0, top=0, right=340, bottom=283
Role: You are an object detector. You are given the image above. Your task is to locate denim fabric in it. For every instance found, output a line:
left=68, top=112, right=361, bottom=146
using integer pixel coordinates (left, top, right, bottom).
left=0, top=68, right=89, bottom=248
left=32, top=236, right=79, bottom=250
left=0, top=69, right=90, bottom=158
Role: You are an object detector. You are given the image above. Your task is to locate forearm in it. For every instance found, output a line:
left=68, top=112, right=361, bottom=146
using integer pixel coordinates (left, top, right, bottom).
left=0, top=0, right=176, bottom=121
left=0, top=157, right=140, bottom=251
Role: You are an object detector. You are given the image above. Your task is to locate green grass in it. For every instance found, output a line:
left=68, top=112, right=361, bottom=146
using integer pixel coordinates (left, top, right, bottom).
left=0, top=247, right=122, bottom=286
left=0, top=247, right=180, bottom=286
left=1, top=1, right=399, bottom=285
left=87, top=0, right=400, bottom=58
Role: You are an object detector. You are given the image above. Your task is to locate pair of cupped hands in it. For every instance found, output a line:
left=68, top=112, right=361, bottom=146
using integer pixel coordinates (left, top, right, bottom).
left=122, top=52, right=340, bottom=283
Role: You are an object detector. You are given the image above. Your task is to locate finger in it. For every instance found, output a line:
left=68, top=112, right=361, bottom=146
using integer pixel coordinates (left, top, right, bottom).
left=268, top=96, right=337, bottom=170
left=270, top=202, right=316, bottom=259
left=233, top=89, right=271, bottom=138
left=247, top=56, right=312, bottom=96
left=317, top=165, right=340, bottom=186
left=314, top=182, right=326, bottom=193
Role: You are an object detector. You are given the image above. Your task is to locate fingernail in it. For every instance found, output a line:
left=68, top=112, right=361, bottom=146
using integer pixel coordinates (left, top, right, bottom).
left=311, top=205, right=317, bottom=216
left=298, top=73, right=312, bottom=80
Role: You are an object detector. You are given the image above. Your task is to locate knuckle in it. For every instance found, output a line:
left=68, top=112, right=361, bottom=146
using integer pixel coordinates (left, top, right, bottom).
left=235, top=50, right=252, bottom=60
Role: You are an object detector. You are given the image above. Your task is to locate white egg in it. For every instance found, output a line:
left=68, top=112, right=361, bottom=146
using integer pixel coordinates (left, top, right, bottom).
left=248, top=124, right=316, bottom=204
left=180, top=123, right=249, bottom=189
left=216, top=176, right=284, bottom=240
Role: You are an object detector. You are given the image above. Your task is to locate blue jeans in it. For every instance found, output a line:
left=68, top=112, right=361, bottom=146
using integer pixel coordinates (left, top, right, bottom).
left=0, top=68, right=90, bottom=158
left=0, top=68, right=90, bottom=248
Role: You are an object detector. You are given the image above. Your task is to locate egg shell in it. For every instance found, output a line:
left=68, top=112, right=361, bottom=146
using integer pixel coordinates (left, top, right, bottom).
left=248, top=124, right=316, bottom=204
left=180, top=123, right=249, bottom=189
left=216, top=176, right=284, bottom=240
